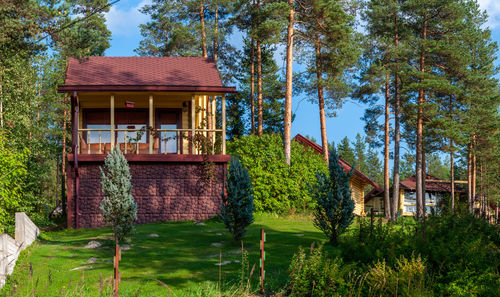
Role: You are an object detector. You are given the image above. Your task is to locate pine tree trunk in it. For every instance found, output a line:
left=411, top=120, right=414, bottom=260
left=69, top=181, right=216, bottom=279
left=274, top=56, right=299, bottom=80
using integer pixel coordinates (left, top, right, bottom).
left=283, top=0, right=294, bottom=165
left=62, top=93, right=68, bottom=215
left=256, top=0, right=263, bottom=136
left=391, top=13, right=401, bottom=221
left=384, top=75, right=391, bottom=219
left=450, top=139, right=455, bottom=214
left=213, top=3, right=218, bottom=64
left=472, top=138, right=477, bottom=209
left=495, top=201, right=498, bottom=225
left=0, top=63, right=3, bottom=128
left=479, top=162, right=483, bottom=217
left=467, top=142, right=473, bottom=212
left=250, top=39, right=255, bottom=135
left=422, top=146, right=426, bottom=218
left=415, top=18, right=427, bottom=220
left=315, top=38, right=328, bottom=163
left=200, top=2, right=208, bottom=58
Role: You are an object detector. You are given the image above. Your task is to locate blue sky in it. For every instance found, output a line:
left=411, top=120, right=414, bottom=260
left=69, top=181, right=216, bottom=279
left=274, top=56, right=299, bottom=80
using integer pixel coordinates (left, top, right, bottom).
left=104, top=0, right=500, bottom=154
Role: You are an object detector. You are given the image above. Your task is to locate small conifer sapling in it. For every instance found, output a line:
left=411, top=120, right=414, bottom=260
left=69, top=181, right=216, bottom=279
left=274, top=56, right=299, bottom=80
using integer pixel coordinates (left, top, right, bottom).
left=100, top=147, right=137, bottom=296
left=221, top=155, right=254, bottom=241
left=311, top=148, right=354, bottom=244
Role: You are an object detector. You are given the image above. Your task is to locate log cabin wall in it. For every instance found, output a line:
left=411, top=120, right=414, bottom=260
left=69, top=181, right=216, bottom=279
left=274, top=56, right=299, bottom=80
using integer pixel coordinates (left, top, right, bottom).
left=350, top=176, right=366, bottom=216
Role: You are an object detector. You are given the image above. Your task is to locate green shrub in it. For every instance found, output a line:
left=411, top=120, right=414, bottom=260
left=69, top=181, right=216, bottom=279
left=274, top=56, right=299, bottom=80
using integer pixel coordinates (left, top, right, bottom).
left=228, top=134, right=327, bottom=213
left=366, top=254, right=431, bottom=297
left=287, top=244, right=348, bottom=297
left=0, top=134, right=28, bottom=233
left=339, top=214, right=500, bottom=296
left=220, top=155, right=254, bottom=241
left=414, top=214, right=500, bottom=296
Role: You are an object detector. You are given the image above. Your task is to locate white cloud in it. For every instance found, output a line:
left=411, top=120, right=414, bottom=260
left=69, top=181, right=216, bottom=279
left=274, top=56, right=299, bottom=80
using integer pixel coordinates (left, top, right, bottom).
left=478, top=0, right=500, bottom=28
left=105, top=0, right=152, bottom=37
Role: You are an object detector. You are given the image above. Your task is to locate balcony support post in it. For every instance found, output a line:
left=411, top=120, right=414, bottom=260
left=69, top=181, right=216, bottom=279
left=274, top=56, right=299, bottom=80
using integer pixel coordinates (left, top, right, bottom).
left=191, top=95, right=195, bottom=154
left=222, top=95, right=226, bottom=154
left=149, top=94, right=154, bottom=154
left=72, top=91, right=80, bottom=229
left=110, top=94, right=115, bottom=149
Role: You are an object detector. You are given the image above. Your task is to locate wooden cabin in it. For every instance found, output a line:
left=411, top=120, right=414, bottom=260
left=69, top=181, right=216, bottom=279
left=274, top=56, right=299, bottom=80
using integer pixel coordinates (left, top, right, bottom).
left=364, top=174, right=467, bottom=216
left=293, top=134, right=378, bottom=216
left=58, top=57, right=236, bottom=228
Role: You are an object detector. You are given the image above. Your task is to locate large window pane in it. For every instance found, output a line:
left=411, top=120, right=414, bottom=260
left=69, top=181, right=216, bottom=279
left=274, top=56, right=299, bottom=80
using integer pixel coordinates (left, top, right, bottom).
left=117, top=124, right=147, bottom=143
left=160, top=124, right=177, bottom=153
left=86, top=124, right=111, bottom=144
left=404, top=191, right=416, bottom=203
left=404, top=205, right=416, bottom=214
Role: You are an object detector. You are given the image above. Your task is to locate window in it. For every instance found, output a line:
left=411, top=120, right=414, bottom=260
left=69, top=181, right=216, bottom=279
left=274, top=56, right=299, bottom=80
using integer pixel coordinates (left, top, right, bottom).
left=160, top=124, right=177, bottom=153
left=86, top=124, right=111, bottom=144
left=83, top=109, right=148, bottom=145
left=84, top=110, right=111, bottom=145
left=404, top=191, right=416, bottom=203
left=404, top=205, right=416, bottom=214
left=157, top=110, right=181, bottom=154
left=117, top=124, right=147, bottom=144
left=426, top=205, right=441, bottom=215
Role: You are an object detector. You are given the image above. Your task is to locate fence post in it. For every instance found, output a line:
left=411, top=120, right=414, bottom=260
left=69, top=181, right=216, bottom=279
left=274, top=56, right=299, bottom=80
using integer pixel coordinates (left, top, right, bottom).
left=260, top=229, right=265, bottom=293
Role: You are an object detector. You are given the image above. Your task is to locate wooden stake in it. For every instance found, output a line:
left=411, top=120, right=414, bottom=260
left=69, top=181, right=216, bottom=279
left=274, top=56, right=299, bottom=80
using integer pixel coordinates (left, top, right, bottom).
left=114, top=244, right=120, bottom=297
left=260, top=228, right=265, bottom=293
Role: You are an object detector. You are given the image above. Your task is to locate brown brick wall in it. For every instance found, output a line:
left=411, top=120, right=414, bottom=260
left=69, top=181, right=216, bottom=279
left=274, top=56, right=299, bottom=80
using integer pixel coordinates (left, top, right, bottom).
left=67, top=161, right=226, bottom=228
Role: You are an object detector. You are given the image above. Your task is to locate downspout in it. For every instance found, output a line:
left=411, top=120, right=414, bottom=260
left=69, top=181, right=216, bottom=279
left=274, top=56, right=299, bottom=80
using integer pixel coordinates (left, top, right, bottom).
left=72, top=91, right=80, bottom=229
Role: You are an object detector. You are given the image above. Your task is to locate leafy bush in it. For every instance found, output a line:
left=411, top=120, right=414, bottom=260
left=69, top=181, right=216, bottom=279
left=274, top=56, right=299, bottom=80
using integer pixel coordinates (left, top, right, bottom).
left=311, top=148, right=354, bottom=244
left=286, top=244, right=431, bottom=297
left=414, top=214, right=500, bottom=296
left=287, top=244, right=348, bottom=297
left=0, top=134, right=28, bottom=233
left=366, top=254, right=431, bottom=297
left=220, top=155, right=254, bottom=241
left=339, top=213, right=500, bottom=296
left=228, top=134, right=327, bottom=213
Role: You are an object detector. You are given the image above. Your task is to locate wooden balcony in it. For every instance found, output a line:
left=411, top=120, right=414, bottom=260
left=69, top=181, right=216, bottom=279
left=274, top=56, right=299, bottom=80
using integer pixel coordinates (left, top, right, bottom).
left=77, top=127, right=224, bottom=155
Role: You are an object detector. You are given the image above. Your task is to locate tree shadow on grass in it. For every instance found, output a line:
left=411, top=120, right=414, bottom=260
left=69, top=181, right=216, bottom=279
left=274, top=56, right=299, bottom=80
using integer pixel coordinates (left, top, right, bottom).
left=9, top=217, right=337, bottom=295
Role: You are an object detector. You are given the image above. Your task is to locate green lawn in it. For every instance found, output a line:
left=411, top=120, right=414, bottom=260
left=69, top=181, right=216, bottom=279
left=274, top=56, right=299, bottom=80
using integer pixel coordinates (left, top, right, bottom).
left=2, top=214, right=339, bottom=296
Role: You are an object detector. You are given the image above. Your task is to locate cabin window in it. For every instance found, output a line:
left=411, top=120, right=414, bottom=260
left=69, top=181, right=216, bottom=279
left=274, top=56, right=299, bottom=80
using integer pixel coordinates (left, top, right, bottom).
left=86, top=124, right=112, bottom=144
left=404, top=205, right=416, bottom=214
left=157, top=109, right=182, bottom=154
left=425, top=192, right=442, bottom=204
left=83, top=109, right=148, bottom=145
left=115, top=110, right=148, bottom=144
left=404, top=191, right=416, bottom=203
left=84, top=110, right=111, bottom=144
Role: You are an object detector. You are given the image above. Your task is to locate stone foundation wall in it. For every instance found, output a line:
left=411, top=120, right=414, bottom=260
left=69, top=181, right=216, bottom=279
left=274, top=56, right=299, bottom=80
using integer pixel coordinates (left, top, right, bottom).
left=67, top=160, right=227, bottom=228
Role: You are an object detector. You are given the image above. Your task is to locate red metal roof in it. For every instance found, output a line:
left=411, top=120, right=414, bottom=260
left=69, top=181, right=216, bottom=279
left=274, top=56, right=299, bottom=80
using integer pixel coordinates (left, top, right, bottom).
left=58, top=57, right=237, bottom=93
left=400, top=174, right=466, bottom=192
left=364, top=174, right=467, bottom=204
left=364, top=187, right=384, bottom=203
left=293, top=134, right=379, bottom=188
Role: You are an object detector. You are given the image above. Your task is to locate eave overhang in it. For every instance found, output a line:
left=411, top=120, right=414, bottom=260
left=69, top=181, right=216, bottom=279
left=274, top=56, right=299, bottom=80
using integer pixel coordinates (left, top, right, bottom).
left=58, top=85, right=238, bottom=94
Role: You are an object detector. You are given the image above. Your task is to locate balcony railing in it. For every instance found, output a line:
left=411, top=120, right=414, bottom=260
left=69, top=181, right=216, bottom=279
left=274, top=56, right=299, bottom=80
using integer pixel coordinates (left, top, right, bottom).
left=77, top=127, right=224, bottom=155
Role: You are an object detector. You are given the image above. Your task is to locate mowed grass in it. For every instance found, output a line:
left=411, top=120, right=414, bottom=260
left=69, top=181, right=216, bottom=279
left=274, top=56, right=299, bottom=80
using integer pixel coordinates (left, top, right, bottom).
left=2, top=214, right=339, bottom=296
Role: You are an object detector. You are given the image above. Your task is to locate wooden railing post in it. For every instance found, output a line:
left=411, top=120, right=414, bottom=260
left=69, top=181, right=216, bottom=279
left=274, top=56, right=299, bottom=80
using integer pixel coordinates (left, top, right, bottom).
left=110, top=94, right=115, bottom=149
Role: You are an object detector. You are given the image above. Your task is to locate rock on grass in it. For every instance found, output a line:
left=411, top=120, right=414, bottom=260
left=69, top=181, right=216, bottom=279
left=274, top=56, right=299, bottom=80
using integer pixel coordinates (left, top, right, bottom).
left=84, top=241, right=101, bottom=249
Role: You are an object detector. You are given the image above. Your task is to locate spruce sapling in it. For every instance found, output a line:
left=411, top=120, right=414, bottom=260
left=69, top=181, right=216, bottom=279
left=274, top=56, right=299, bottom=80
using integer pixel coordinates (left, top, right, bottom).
left=221, top=155, right=254, bottom=241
